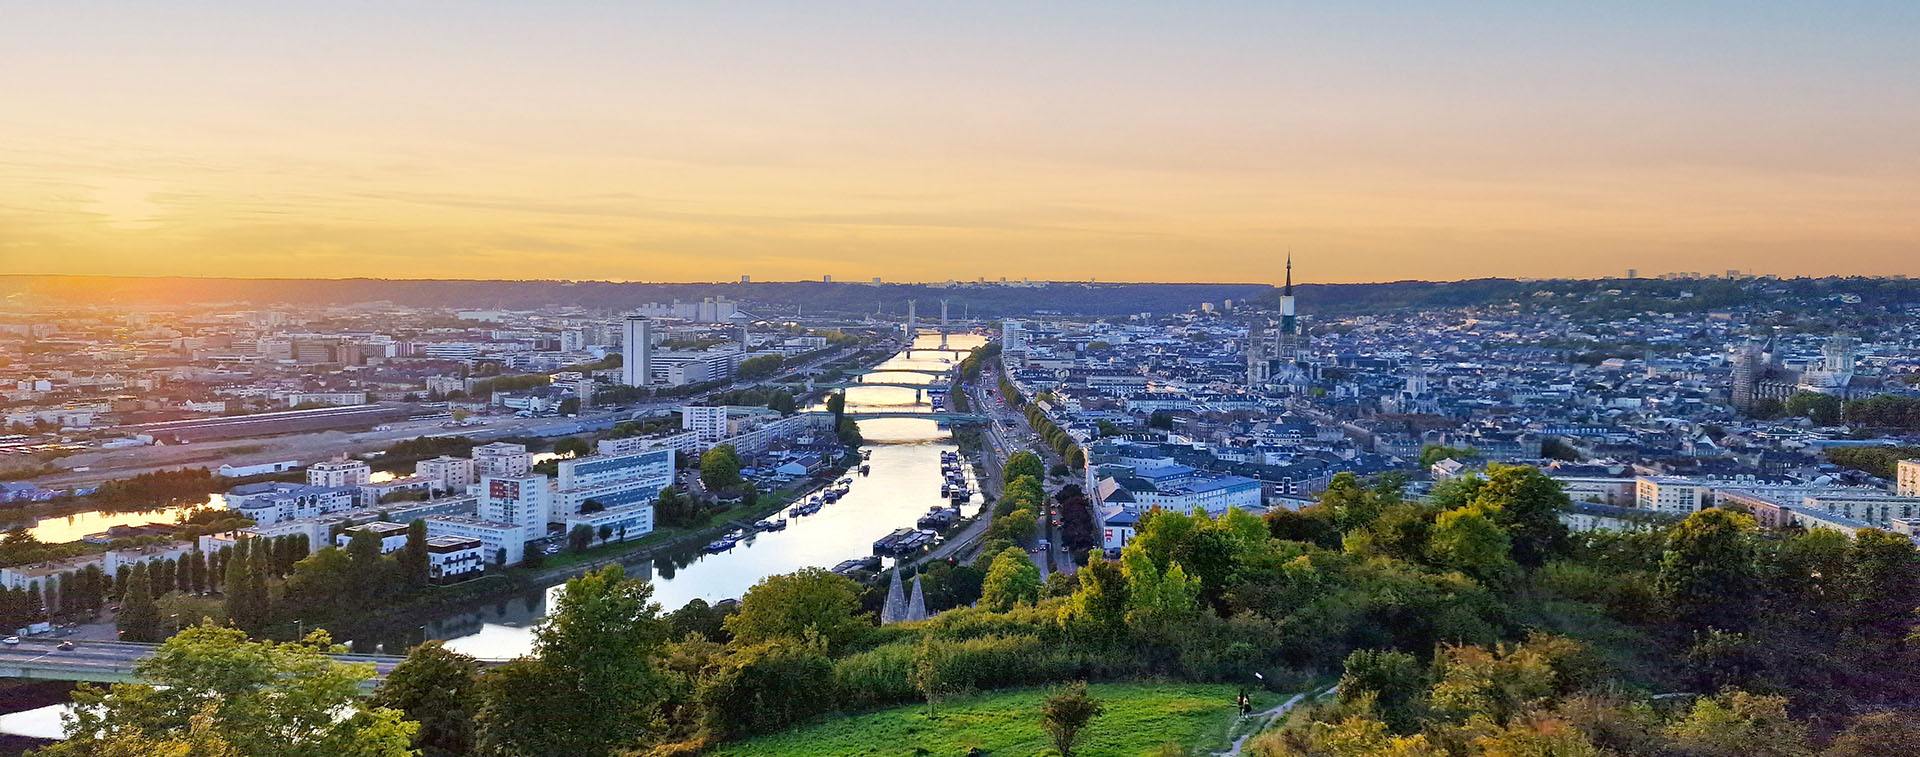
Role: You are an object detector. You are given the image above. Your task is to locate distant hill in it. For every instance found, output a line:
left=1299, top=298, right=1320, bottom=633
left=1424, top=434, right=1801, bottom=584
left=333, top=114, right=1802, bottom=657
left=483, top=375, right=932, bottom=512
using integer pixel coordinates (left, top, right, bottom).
left=0, top=276, right=1271, bottom=318
left=4, top=274, right=1915, bottom=319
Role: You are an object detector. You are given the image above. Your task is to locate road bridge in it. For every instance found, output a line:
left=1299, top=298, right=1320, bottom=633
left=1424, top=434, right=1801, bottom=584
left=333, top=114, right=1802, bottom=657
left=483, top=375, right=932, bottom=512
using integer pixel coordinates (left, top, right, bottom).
left=846, top=366, right=954, bottom=376
left=812, top=380, right=952, bottom=390
left=0, top=640, right=418, bottom=687
left=803, top=410, right=989, bottom=422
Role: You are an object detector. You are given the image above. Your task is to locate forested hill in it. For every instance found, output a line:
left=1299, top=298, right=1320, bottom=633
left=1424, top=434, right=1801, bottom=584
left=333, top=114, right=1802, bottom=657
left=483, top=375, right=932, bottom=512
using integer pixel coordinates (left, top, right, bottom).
left=6, top=274, right=1917, bottom=318
left=0, top=276, right=1269, bottom=318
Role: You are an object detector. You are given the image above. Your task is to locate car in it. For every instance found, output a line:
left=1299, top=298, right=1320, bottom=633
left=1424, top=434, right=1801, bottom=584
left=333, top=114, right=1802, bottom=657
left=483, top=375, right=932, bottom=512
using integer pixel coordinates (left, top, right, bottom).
left=1, top=637, right=17, bottom=645
left=56, top=641, right=74, bottom=651
left=542, top=545, right=560, bottom=554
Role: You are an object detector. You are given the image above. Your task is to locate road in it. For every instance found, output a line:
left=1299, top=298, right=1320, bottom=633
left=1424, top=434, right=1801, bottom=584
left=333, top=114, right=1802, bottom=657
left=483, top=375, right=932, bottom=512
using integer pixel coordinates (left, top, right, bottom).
left=0, top=639, right=415, bottom=685
left=31, top=345, right=866, bottom=491
left=971, top=370, right=1083, bottom=578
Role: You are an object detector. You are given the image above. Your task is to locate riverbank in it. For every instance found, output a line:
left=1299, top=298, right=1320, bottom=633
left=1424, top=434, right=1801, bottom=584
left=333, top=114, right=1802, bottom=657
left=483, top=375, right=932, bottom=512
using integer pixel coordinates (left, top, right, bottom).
left=333, top=474, right=843, bottom=649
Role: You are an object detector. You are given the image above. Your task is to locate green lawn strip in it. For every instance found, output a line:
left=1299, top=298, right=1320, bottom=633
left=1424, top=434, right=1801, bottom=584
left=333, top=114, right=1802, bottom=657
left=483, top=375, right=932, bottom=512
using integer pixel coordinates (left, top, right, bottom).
left=711, top=682, right=1281, bottom=757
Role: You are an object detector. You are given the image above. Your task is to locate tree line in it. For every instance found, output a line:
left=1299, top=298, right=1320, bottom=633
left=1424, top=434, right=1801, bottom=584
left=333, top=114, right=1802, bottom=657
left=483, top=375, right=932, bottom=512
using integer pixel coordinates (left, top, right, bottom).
left=43, top=461, right=1920, bottom=756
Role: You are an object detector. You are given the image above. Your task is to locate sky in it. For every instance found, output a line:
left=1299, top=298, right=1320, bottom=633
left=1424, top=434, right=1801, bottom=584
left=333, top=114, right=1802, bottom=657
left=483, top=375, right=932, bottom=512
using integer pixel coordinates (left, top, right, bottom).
left=2, top=1, right=1918, bottom=285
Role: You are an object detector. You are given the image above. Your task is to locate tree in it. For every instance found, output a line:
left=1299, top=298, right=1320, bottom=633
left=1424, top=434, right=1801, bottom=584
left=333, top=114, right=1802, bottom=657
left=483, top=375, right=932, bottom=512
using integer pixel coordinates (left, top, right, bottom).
left=1658, top=508, right=1760, bottom=634
left=1118, top=545, right=1201, bottom=627
left=223, top=548, right=266, bottom=635
left=1040, top=681, right=1105, bottom=757
left=1470, top=464, right=1571, bottom=567
left=568, top=524, right=594, bottom=553
left=1784, top=391, right=1843, bottom=424
left=694, top=638, right=835, bottom=738
left=1823, top=712, right=1920, bottom=757
left=1666, top=689, right=1811, bottom=757
left=346, top=529, right=388, bottom=600
left=1004, top=450, right=1045, bottom=485
left=981, top=546, right=1043, bottom=611
left=553, top=435, right=591, bottom=458
left=283, top=547, right=356, bottom=624
left=476, top=564, right=668, bottom=757
left=1058, top=553, right=1128, bottom=646
left=1426, top=505, right=1516, bottom=588
left=398, top=520, right=429, bottom=586
left=701, top=445, right=743, bottom=491
left=558, top=396, right=582, bottom=415
left=371, top=642, right=482, bottom=757
left=724, top=568, right=867, bottom=652
left=1338, top=649, right=1428, bottom=734
left=909, top=634, right=955, bottom=717
left=47, top=624, right=417, bottom=757
left=116, top=562, right=162, bottom=642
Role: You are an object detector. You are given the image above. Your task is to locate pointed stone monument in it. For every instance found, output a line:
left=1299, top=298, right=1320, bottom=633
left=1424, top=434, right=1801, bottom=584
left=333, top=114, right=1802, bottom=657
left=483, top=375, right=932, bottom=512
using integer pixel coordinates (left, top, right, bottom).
left=880, top=569, right=908, bottom=625
left=906, top=575, right=929, bottom=622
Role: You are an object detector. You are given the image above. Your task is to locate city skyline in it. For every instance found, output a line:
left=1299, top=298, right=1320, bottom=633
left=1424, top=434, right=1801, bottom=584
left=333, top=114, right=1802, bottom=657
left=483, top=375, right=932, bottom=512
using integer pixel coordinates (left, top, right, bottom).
left=5, top=2, right=1919, bottom=284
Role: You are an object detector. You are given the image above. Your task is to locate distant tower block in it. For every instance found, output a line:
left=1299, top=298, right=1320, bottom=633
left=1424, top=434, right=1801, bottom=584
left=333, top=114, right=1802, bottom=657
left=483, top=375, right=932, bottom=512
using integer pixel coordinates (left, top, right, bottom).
left=905, top=300, right=918, bottom=345
left=621, top=316, right=654, bottom=387
left=939, top=299, right=950, bottom=348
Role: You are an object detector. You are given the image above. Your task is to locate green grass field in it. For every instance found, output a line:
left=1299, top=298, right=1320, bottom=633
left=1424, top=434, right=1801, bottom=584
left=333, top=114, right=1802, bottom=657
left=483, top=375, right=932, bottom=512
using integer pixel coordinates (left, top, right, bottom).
left=710, top=682, right=1283, bottom=757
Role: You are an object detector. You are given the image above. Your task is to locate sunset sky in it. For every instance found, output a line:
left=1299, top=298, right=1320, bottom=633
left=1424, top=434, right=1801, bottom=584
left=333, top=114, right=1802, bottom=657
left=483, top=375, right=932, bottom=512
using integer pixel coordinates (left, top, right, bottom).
left=3, top=1, right=1917, bottom=284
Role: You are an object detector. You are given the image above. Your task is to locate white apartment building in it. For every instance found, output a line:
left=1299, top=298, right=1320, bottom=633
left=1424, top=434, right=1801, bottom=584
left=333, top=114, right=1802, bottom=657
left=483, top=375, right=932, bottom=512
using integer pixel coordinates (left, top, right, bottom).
left=1635, top=477, right=1713, bottom=514
left=683, top=405, right=731, bottom=443
left=335, top=522, right=411, bottom=553
left=564, top=504, right=656, bottom=548
left=597, top=431, right=701, bottom=458
left=424, top=515, right=527, bottom=566
left=480, top=475, right=550, bottom=534
left=472, top=443, right=530, bottom=478
left=426, top=536, right=487, bottom=583
left=224, top=483, right=357, bottom=526
left=417, top=455, right=476, bottom=492
left=284, top=391, right=368, bottom=407
left=550, top=448, right=676, bottom=522
left=307, top=459, right=372, bottom=489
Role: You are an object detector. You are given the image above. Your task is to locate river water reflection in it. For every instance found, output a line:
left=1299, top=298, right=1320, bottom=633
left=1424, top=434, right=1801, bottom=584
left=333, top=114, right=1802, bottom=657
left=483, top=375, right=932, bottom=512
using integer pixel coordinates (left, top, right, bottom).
left=429, top=334, right=985, bottom=660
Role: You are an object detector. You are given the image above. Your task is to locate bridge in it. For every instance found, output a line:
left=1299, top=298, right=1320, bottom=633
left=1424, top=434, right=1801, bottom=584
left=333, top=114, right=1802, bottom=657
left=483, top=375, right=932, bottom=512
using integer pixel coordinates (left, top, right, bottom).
left=847, top=366, right=955, bottom=376
left=0, top=639, right=414, bottom=687
left=813, top=380, right=953, bottom=390
left=803, top=410, right=990, bottom=422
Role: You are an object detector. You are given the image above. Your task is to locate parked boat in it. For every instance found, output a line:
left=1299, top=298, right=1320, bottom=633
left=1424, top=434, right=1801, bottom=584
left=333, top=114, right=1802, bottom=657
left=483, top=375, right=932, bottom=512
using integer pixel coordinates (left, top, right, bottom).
left=873, top=527, right=938, bottom=556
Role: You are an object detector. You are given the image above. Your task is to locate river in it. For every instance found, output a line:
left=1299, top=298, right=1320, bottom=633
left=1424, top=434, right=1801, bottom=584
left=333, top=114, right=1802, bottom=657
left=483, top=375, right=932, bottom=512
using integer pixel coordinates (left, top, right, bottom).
left=421, top=332, right=987, bottom=660
left=0, top=333, right=986, bottom=740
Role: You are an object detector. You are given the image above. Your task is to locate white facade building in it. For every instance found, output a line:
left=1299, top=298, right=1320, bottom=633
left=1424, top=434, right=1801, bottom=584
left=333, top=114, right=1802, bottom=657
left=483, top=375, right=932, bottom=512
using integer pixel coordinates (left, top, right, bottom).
left=472, top=442, right=530, bottom=478
left=417, top=456, right=476, bottom=492
left=424, top=515, right=527, bottom=567
left=1635, top=477, right=1713, bottom=514
left=1899, top=459, right=1920, bottom=498
left=307, top=459, right=372, bottom=489
left=564, top=504, right=656, bottom=548
left=480, top=475, right=550, bottom=534
left=683, top=405, right=731, bottom=443
left=621, top=316, right=654, bottom=387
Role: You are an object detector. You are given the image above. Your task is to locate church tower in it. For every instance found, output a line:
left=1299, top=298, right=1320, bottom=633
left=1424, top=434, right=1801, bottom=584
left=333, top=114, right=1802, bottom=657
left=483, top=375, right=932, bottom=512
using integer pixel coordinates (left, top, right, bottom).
left=1277, top=254, right=1301, bottom=362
